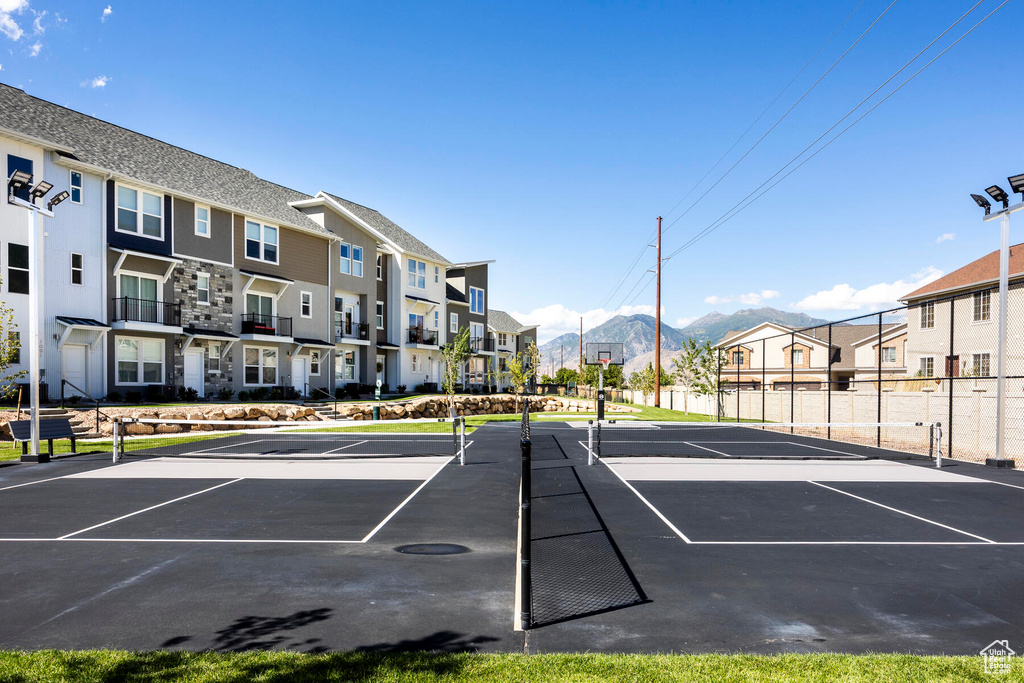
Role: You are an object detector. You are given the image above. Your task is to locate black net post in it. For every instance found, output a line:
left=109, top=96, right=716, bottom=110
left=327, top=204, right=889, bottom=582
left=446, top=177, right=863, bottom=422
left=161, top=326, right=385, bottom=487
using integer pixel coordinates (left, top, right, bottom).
left=827, top=323, right=833, bottom=440
left=877, top=312, right=883, bottom=447
left=519, top=400, right=532, bottom=630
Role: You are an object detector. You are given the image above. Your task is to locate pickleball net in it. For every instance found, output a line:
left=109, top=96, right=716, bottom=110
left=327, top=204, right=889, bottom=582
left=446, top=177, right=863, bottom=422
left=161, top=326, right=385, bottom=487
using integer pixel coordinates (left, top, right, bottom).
left=587, top=421, right=939, bottom=464
left=112, top=416, right=467, bottom=461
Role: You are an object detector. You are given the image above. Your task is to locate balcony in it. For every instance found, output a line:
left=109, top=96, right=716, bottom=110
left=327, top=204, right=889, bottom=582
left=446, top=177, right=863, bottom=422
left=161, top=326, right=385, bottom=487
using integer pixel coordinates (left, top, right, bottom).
left=335, top=320, right=370, bottom=343
left=111, top=297, right=181, bottom=330
left=470, top=337, right=495, bottom=353
left=242, top=313, right=292, bottom=338
left=408, top=326, right=438, bottom=346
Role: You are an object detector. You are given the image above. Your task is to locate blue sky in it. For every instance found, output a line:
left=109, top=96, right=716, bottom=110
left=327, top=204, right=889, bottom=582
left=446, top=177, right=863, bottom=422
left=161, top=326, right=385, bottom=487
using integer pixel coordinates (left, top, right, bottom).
left=2, top=1, right=1022, bottom=343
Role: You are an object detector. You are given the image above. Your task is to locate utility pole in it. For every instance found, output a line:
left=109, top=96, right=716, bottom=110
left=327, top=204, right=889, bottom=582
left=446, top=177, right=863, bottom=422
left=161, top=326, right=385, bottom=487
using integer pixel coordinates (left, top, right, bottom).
left=654, top=216, right=663, bottom=408
left=579, top=317, right=583, bottom=371
left=560, top=345, right=563, bottom=371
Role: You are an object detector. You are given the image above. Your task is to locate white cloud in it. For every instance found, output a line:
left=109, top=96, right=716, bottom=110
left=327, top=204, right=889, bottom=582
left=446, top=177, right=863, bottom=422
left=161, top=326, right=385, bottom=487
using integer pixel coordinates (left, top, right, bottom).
left=675, top=316, right=697, bottom=328
left=791, top=266, right=943, bottom=312
left=81, top=75, right=110, bottom=88
left=101, top=5, right=112, bottom=21
left=28, top=40, right=39, bottom=56
left=511, top=303, right=661, bottom=344
left=936, top=232, right=955, bottom=243
left=0, top=0, right=27, bottom=41
left=704, top=289, right=780, bottom=306
left=31, top=8, right=43, bottom=33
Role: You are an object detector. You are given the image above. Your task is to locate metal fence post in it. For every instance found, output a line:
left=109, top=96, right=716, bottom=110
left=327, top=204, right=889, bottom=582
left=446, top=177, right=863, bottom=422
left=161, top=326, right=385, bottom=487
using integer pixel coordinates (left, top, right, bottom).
left=790, top=332, right=795, bottom=432
left=520, top=429, right=532, bottom=630
left=761, top=338, right=766, bottom=423
left=460, top=417, right=466, bottom=466
left=112, top=418, right=120, bottom=463
left=735, top=348, right=740, bottom=422
left=716, top=348, right=722, bottom=421
left=877, top=312, right=883, bottom=447
left=827, top=324, right=833, bottom=440
left=948, top=296, right=955, bottom=461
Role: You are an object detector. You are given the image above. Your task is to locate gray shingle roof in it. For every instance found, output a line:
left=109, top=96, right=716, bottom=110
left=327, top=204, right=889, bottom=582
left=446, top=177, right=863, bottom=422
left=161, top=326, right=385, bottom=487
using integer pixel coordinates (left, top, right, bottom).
left=489, top=309, right=533, bottom=333
left=0, top=84, right=329, bottom=236
left=324, top=192, right=450, bottom=265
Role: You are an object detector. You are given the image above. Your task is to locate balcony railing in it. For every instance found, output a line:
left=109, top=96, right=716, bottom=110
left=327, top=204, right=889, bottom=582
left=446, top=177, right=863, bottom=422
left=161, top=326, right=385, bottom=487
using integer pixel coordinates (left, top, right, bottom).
left=242, top=313, right=292, bottom=337
left=408, top=326, right=438, bottom=346
left=336, top=320, right=369, bottom=341
left=470, top=337, right=495, bottom=353
left=111, top=297, right=181, bottom=326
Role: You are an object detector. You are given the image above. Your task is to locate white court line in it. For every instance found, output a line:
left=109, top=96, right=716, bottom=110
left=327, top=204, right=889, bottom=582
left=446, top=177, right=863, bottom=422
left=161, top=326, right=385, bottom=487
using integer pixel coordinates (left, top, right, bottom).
left=58, top=478, right=244, bottom=539
left=688, top=540, right=1016, bottom=546
left=0, top=537, right=364, bottom=544
left=0, top=474, right=72, bottom=492
left=809, top=481, right=997, bottom=544
left=323, top=440, right=369, bottom=455
left=359, top=456, right=455, bottom=543
left=685, top=442, right=734, bottom=458
left=787, top=442, right=867, bottom=458
left=975, top=478, right=1024, bottom=491
left=188, top=439, right=268, bottom=455
left=599, top=459, right=692, bottom=543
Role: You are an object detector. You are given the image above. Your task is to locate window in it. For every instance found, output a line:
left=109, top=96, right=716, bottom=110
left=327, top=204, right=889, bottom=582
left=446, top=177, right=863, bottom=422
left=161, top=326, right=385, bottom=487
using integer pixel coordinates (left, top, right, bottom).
left=409, top=313, right=424, bottom=330
left=208, top=343, right=221, bottom=373
left=411, top=353, right=421, bottom=372
left=972, top=353, right=991, bottom=377
left=245, top=220, right=278, bottom=263
left=9, top=331, right=19, bottom=364
left=344, top=351, right=355, bottom=380
left=973, top=291, right=991, bottom=322
left=919, top=357, right=934, bottom=377
left=376, top=254, right=383, bottom=280
left=197, top=273, right=210, bottom=305
left=469, top=357, right=484, bottom=383
left=920, top=302, right=934, bottom=329
left=434, top=311, right=440, bottom=329
left=732, top=350, right=744, bottom=365
left=195, top=206, right=210, bottom=237
left=300, top=291, right=312, bottom=318
left=70, top=170, right=83, bottom=204
left=339, top=243, right=351, bottom=275
left=881, top=346, right=896, bottom=364
left=334, top=351, right=356, bottom=382
left=791, top=349, right=804, bottom=365
left=70, top=253, right=83, bottom=286
left=120, top=273, right=158, bottom=301
left=310, top=350, right=321, bottom=376
left=353, top=246, right=363, bottom=277
left=117, top=185, right=162, bottom=238
left=498, top=332, right=507, bottom=347
left=116, top=338, right=163, bottom=384
left=470, top=287, right=485, bottom=314
left=244, top=347, right=277, bottom=385
left=7, top=244, right=28, bottom=294
left=407, top=259, right=426, bottom=289
left=450, top=313, right=458, bottom=333
left=334, top=296, right=344, bottom=335
left=246, top=293, right=274, bottom=319
left=376, top=301, right=384, bottom=329
left=470, top=322, right=484, bottom=340
left=434, top=266, right=439, bottom=284
left=7, top=155, right=32, bottom=202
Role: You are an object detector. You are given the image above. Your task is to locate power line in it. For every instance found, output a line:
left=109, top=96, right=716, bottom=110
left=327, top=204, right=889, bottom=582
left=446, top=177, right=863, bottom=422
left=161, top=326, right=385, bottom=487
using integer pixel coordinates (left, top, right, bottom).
left=663, top=0, right=1007, bottom=262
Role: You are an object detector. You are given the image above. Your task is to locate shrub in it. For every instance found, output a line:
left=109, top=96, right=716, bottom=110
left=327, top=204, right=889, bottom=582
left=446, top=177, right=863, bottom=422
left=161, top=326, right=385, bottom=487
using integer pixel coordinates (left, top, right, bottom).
left=251, top=387, right=269, bottom=402
left=217, top=387, right=234, bottom=401
left=126, top=391, right=143, bottom=404
left=66, top=395, right=82, bottom=405
left=178, top=386, right=199, bottom=402
left=105, top=391, right=122, bottom=403
left=334, top=387, right=345, bottom=400
left=345, top=384, right=360, bottom=400
left=269, top=387, right=283, bottom=401
left=396, top=384, right=407, bottom=394
left=237, top=390, right=250, bottom=402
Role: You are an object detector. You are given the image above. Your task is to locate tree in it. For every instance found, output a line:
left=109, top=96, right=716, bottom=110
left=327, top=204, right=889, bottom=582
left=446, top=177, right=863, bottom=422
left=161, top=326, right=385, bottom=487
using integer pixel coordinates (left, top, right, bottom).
left=0, top=291, right=24, bottom=399
left=580, top=363, right=623, bottom=389
left=674, top=340, right=725, bottom=415
left=673, top=338, right=703, bottom=414
left=440, top=327, right=472, bottom=416
left=540, top=373, right=554, bottom=384
left=506, top=351, right=531, bottom=412
left=628, top=363, right=657, bottom=407
left=554, top=367, right=578, bottom=385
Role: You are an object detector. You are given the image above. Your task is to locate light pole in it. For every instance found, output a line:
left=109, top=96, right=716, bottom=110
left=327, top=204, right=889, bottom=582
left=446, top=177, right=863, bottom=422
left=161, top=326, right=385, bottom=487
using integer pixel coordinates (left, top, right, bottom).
left=7, top=171, right=68, bottom=460
left=970, top=174, right=1023, bottom=468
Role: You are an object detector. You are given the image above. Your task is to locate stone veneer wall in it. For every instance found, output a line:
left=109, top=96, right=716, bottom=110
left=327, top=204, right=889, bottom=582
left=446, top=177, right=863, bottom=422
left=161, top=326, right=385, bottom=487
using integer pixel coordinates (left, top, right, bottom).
left=172, top=259, right=235, bottom=397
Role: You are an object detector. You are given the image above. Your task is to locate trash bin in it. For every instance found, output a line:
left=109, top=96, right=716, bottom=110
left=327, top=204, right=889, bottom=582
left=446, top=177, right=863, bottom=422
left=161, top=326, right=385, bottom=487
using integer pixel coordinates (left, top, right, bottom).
left=372, top=405, right=380, bottom=420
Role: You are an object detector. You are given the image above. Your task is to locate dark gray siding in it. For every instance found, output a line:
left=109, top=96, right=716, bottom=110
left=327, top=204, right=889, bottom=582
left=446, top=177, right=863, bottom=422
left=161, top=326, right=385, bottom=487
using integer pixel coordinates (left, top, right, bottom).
left=172, top=198, right=234, bottom=264
left=376, top=252, right=388, bottom=344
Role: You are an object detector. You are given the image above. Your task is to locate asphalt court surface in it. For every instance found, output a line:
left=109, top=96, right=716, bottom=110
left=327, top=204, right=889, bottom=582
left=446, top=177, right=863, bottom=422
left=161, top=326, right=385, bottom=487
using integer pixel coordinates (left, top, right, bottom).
left=125, top=432, right=460, bottom=458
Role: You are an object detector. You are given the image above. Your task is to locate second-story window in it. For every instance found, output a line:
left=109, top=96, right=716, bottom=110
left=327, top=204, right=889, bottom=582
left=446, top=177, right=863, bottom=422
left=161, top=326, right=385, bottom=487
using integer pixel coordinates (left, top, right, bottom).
left=450, top=312, right=458, bottom=333
left=920, top=302, right=934, bottom=329
left=300, top=291, right=312, bottom=318
left=197, top=274, right=210, bottom=305
left=7, top=244, right=28, bottom=294
left=407, top=259, right=426, bottom=289
left=470, top=287, right=485, bottom=314
left=70, top=170, right=83, bottom=204
left=70, top=253, right=83, bottom=285
left=732, top=350, right=744, bottom=365
left=376, top=302, right=384, bottom=329
left=195, top=206, right=210, bottom=237
left=376, top=254, right=383, bottom=280
left=973, top=291, right=991, bottom=322
left=245, top=220, right=278, bottom=263
left=434, top=311, right=439, bottom=329
left=434, top=266, right=439, bottom=284
left=339, top=243, right=351, bottom=275
left=498, top=332, right=507, bottom=347
left=881, top=347, right=896, bottom=363
left=117, top=185, right=162, bottom=238
left=791, top=349, right=803, bottom=365
left=353, top=246, right=363, bottom=277
left=246, top=293, right=274, bottom=320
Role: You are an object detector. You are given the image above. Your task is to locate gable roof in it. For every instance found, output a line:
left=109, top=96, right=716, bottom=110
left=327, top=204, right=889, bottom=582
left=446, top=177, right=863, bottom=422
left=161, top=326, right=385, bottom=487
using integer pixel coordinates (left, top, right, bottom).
left=902, top=243, right=1024, bottom=300
left=0, top=84, right=331, bottom=238
left=488, top=309, right=530, bottom=333
left=322, top=192, right=450, bottom=265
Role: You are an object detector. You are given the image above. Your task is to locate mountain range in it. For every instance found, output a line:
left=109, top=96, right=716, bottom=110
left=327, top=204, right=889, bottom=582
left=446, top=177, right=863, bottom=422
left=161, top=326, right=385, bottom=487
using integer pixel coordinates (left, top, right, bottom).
left=537, top=307, right=830, bottom=377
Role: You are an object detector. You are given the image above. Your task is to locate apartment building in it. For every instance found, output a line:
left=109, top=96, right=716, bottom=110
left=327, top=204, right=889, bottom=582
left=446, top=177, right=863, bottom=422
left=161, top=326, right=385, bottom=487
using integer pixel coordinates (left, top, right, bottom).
left=0, top=85, right=537, bottom=400
left=446, top=262, right=494, bottom=387
left=487, top=309, right=538, bottom=390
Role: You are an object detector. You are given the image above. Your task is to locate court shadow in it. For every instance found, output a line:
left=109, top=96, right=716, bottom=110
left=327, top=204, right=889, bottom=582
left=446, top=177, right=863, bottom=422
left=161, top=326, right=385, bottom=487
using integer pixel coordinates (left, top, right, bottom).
left=161, top=608, right=334, bottom=653
left=354, top=630, right=500, bottom=653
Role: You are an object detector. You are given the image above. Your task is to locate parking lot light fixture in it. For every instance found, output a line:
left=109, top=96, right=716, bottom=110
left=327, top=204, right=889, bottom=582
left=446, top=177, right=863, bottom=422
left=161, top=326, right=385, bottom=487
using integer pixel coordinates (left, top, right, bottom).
left=985, top=185, right=1010, bottom=209
left=971, top=193, right=992, bottom=215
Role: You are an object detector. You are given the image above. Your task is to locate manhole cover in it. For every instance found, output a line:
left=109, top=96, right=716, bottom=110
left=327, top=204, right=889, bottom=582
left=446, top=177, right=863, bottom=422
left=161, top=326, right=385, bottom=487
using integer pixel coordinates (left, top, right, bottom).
left=395, top=543, right=471, bottom=555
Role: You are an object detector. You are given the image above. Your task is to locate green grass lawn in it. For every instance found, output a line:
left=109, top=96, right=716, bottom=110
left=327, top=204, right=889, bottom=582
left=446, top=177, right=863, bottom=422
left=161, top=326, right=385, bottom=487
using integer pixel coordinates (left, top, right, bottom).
left=0, top=651, right=1017, bottom=682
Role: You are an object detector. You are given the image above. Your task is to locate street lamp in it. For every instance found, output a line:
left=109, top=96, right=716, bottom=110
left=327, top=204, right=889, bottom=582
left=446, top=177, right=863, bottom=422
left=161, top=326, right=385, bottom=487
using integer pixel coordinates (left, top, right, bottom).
left=7, top=171, right=58, bottom=461
left=971, top=173, right=1023, bottom=468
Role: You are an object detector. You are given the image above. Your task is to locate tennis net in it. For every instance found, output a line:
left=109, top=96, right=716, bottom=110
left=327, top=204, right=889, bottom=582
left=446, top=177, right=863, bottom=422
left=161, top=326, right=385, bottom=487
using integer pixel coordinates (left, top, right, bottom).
left=113, top=416, right=466, bottom=461
left=588, top=421, right=938, bottom=463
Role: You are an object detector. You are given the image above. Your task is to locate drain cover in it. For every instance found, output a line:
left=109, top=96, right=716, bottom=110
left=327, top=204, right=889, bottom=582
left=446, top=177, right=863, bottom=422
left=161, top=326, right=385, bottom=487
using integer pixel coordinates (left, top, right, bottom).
left=395, top=543, right=471, bottom=555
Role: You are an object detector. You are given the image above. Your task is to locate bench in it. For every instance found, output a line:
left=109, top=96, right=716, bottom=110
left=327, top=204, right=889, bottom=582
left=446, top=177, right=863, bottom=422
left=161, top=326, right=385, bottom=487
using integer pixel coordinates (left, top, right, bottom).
left=8, top=418, right=77, bottom=463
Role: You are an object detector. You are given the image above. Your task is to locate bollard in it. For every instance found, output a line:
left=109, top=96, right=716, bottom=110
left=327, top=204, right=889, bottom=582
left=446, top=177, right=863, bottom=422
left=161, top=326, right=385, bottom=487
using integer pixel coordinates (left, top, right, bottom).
left=520, top=434, right=532, bottom=629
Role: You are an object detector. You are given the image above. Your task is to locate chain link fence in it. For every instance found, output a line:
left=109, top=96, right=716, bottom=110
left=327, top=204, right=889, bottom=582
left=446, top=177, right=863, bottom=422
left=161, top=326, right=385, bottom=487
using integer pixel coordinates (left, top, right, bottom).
left=716, top=281, right=1023, bottom=465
